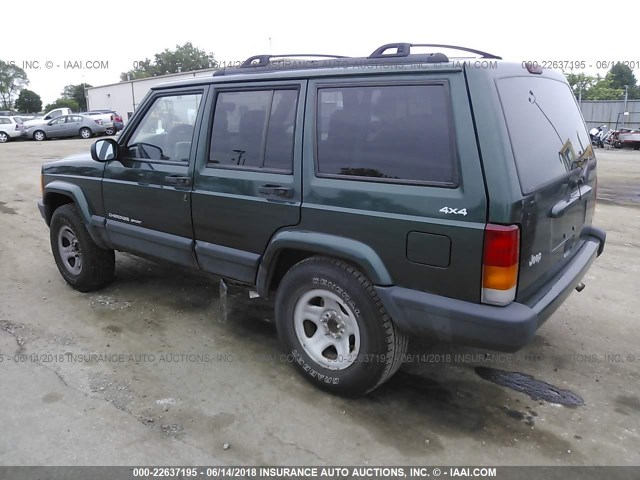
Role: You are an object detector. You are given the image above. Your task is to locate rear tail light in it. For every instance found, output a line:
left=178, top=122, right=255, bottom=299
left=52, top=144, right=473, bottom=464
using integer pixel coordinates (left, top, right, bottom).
left=482, top=224, right=520, bottom=306
left=95, top=119, right=102, bottom=125
left=15, top=124, right=20, bottom=130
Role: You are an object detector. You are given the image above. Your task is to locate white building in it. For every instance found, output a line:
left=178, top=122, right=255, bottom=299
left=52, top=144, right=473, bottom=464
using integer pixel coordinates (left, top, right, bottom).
left=85, top=68, right=218, bottom=121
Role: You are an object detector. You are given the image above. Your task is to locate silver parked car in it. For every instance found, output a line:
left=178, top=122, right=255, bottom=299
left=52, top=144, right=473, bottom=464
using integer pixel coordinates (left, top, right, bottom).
left=0, top=116, right=27, bottom=143
left=28, top=114, right=107, bottom=141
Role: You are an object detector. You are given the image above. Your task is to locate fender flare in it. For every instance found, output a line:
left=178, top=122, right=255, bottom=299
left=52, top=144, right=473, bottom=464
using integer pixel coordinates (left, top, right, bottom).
left=43, top=180, right=109, bottom=249
left=256, top=230, right=393, bottom=297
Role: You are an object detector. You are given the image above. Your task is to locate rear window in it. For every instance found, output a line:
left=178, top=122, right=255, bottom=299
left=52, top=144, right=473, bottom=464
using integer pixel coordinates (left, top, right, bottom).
left=316, top=84, right=457, bottom=185
left=498, top=76, right=591, bottom=194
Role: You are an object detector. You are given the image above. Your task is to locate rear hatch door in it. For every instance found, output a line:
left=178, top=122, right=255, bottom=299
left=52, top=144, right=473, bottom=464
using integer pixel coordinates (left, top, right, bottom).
left=497, top=75, right=597, bottom=301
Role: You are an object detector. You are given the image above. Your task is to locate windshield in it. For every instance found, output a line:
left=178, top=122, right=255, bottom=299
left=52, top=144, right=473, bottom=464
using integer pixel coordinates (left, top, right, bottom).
left=498, top=76, right=592, bottom=194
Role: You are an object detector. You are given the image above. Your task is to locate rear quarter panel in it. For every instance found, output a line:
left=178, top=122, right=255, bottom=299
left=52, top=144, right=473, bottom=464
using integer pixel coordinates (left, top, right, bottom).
left=301, top=71, right=488, bottom=302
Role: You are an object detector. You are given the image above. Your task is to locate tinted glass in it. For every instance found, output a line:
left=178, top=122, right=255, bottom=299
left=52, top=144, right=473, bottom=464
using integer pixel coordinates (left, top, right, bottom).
left=126, top=93, right=202, bottom=162
left=264, top=90, right=298, bottom=171
left=498, top=77, right=591, bottom=194
left=209, top=89, right=298, bottom=172
left=316, top=84, right=456, bottom=184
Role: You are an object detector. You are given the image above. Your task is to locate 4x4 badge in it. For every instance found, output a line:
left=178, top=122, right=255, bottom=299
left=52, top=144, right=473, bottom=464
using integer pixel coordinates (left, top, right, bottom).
left=439, top=207, right=468, bottom=216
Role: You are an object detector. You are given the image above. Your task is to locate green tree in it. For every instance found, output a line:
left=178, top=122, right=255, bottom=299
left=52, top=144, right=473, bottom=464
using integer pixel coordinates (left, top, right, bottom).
left=582, top=75, right=624, bottom=100
left=565, top=72, right=596, bottom=98
left=120, top=43, right=216, bottom=81
left=605, top=63, right=640, bottom=99
left=61, top=83, right=92, bottom=111
left=44, top=98, right=80, bottom=112
left=14, top=89, right=42, bottom=113
left=0, top=62, right=29, bottom=109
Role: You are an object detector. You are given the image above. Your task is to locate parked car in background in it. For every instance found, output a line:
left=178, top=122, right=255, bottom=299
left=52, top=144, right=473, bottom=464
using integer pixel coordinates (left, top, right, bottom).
left=618, top=129, right=640, bottom=150
left=23, top=107, right=74, bottom=129
left=27, top=114, right=106, bottom=141
left=0, top=116, right=27, bottom=143
left=82, top=110, right=124, bottom=135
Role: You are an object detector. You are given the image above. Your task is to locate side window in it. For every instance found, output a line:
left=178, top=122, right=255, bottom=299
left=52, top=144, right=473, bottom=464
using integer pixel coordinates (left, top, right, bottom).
left=50, top=117, right=65, bottom=125
left=126, top=92, right=202, bottom=162
left=0, top=118, right=9, bottom=125
left=209, top=89, right=298, bottom=172
left=316, top=84, right=457, bottom=185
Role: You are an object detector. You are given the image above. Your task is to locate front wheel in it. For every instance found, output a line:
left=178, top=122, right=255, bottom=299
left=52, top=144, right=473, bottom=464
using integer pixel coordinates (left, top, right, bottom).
left=50, top=204, right=115, bottom=292
left=80, top=127, right=92, bottom=139
left=105, top=127, right=115, bottom=136
left=33, top=130, right=46, bottom=141
left=275, top=256, right=407, bottom=396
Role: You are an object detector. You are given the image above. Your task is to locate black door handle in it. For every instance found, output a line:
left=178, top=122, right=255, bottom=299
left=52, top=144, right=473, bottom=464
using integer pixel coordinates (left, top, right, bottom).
left=165, top=175, right=192, bottom=187
left=258, top=184, right=294, bottom=198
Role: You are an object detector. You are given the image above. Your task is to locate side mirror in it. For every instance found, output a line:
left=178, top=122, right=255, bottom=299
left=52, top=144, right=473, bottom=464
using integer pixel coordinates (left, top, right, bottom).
left=91, top=138, right=119, bottom=162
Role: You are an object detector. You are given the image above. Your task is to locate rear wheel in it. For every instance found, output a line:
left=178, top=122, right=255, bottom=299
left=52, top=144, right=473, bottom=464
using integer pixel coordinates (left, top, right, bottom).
left=80, top=127, right=92, bottom=139
left=33, top=130, right=46, bottom=141
left=50, top=204, right=115, bottom=292
left=275, top=256, right=407, bottom=396
left=0, top=132, right=9, bottom=143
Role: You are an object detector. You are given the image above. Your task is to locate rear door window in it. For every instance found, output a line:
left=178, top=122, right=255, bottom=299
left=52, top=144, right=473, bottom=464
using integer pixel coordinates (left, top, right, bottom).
left=316, top=84, right=457, bottom=185
left=497, top=77, right=591, bottom=194
left=209, top=89, right=298, bottom=173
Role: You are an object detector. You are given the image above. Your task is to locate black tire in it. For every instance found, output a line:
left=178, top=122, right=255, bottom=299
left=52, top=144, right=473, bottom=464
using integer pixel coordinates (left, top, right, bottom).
left=275, top=256, right=407, bottom=396
left=105, top=127, right=115, bottom=136
left=33, top=130, right=46, bottom=141
left=79, top=127, right=92, bottom=139
left=0, top=132, right=9, bottom=143
left=50, top=204, right=115, bottom=292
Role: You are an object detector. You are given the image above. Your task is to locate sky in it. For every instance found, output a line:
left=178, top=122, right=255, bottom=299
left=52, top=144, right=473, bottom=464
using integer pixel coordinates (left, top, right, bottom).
left=3, top=0, right=639, bottom=106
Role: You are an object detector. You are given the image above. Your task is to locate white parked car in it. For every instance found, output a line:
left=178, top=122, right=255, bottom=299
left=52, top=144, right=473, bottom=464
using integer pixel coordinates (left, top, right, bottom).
left=0, top=116, right=27, bottom=143
left=23, top=107, right=74, bottom=129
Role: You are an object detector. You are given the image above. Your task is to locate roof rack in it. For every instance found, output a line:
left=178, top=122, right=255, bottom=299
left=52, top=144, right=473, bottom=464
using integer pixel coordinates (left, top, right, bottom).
left=368, top=43, right=502, bottom=60
left=239, top=53, right=349, bottom=69
left=212, top=43, right=502, bottom=77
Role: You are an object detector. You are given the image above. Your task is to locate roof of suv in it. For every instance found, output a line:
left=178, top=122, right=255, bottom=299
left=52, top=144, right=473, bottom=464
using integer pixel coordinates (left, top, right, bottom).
left=151, top=42, right=504, bottom=90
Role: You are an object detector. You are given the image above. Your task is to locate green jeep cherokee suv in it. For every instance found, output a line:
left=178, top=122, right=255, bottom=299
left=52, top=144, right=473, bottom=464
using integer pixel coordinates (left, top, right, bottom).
left=38, top=43, right=606, bottom=396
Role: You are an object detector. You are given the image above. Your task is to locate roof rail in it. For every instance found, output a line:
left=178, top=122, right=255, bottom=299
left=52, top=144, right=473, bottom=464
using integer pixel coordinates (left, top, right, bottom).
left=369, top=43, right=502, bottom=60
left=239, top=53, right=349, bottom=69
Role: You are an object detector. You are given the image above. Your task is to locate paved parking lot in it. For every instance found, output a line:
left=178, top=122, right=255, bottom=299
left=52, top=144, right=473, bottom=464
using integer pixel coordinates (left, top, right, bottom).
left=0, top=139, right=638, bottom=466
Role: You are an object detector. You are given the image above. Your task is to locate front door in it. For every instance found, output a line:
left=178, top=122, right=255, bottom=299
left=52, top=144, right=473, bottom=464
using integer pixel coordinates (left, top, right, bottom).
left=47, top=116, right=67, bottom=137
left=102, top=88, right=206, bottom=268
left=191, top=81, right=305, bottom=283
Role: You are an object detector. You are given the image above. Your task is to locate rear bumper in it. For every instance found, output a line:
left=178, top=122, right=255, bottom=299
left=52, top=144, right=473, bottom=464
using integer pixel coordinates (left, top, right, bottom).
left=376, top=227, right=605, bottom=352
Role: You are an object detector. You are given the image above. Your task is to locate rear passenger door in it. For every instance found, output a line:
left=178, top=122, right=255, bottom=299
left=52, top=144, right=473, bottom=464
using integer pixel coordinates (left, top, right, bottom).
left=191, top=81, right=305, bottom=284
left=65, top=115, right=82, bottom=137
left=303, top=74, right=488, bottom=302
